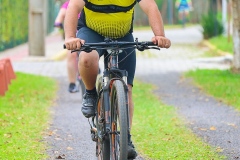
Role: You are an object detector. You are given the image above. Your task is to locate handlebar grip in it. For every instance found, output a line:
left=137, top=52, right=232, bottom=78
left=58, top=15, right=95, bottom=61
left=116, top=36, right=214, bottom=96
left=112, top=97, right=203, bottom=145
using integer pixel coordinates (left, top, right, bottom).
left=146, top=42, right=156, bottom=46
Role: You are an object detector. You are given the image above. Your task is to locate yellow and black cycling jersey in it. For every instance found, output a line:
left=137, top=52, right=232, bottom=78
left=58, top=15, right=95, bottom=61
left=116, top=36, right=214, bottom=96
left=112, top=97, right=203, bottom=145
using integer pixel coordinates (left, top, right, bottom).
left=78, top=0, right=141, bottom=39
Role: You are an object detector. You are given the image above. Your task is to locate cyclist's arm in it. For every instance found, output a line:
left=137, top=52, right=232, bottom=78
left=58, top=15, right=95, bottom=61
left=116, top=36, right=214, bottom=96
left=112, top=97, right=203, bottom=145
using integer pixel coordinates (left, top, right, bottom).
left=138, top=0, right=171, bottom=48
left=139, top=0, right=165, bottom=37
left=54, top=8, right=66, bottom=26
left=64, top=0, right=85, bottom=50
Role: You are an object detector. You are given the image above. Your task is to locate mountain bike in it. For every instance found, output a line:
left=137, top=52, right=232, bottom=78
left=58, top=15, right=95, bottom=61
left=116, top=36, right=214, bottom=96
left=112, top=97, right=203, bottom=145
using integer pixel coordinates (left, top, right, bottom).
left=65, top=38, right=159, bottom=160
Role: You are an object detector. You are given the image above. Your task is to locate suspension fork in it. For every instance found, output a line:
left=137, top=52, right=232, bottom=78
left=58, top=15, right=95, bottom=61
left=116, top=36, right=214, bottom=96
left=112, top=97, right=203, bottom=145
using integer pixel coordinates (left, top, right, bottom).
left=103, top=84, right=111, bottom=131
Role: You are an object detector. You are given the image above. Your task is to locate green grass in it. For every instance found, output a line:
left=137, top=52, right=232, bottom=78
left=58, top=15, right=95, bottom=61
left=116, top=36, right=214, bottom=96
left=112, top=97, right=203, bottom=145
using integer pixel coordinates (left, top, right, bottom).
left=132, top=80, right=224, bottom=159
left=208, top=35, right=233, bottom=54
left=185, top=69, right=240, bottom=110
left=0, top=72, right=57, bottom=160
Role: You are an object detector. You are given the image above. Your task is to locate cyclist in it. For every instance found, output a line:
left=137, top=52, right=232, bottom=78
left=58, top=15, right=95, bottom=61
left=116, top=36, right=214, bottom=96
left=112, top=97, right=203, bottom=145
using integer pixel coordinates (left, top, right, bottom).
left=64, top=0, right=171, bottom=159
left=54, top=0, right=80, bottom=93
left=175, top=0, right=193, bottom=27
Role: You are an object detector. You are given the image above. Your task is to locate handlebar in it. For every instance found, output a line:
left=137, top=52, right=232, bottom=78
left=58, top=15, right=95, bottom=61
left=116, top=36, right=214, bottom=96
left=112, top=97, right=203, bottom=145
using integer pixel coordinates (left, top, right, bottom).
left=63, top=38, right=160, bottom=53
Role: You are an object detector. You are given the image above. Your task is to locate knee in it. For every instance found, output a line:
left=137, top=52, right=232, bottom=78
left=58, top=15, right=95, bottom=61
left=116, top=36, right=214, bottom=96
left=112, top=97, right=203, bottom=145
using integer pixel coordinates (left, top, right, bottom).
left=79, top=52, right=99, bottom=68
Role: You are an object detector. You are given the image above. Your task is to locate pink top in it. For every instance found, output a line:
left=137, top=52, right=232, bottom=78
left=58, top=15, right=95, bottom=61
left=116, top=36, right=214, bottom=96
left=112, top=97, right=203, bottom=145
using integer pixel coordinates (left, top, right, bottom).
left=61, top=0, right=80, bottom=18
left=61, top=1, right=70, bottom=9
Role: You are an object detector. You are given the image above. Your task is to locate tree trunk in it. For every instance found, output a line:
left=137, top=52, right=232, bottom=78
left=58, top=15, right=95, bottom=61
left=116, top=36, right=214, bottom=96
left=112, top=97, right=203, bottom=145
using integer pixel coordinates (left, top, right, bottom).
left=231, top=0, right=240, bottom=72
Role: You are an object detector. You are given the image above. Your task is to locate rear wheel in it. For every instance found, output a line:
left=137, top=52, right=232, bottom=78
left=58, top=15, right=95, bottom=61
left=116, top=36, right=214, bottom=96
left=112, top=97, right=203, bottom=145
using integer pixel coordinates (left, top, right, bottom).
left=110, top=80, right=128, bottom=160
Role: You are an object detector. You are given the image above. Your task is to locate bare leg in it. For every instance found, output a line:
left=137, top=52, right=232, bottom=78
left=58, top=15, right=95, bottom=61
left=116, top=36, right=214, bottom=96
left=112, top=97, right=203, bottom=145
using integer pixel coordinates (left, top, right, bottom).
left=67, top=51, right=78, bottom=83
left=78, top=50, right=99, bottom=90
left=178, top=12, right=183, bottom=22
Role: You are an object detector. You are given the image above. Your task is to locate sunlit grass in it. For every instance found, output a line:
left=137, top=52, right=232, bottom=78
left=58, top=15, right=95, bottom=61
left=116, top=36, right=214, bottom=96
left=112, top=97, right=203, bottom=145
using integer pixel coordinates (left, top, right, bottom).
left=208, top=35, right=233, bottom=54
left=132, top=79, right=224, bottom=159
left=0, top=72, right=57, bottom=159
left=185, top=69, right=240, bottom=110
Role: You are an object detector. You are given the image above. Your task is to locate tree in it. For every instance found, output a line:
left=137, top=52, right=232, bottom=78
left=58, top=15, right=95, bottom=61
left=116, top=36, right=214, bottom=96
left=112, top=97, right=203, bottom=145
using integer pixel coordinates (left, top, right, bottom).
left=232, top=0, right=240, bottom=72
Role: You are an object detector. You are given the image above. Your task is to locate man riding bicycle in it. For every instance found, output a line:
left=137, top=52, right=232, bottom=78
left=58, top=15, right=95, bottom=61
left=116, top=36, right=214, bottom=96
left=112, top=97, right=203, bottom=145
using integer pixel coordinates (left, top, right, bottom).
left=64, top=0, right=171, bottom=159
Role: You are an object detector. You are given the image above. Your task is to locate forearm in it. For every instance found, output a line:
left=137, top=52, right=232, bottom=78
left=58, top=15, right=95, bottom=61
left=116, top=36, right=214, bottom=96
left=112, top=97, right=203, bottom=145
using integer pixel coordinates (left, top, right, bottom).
left=64, top=0, right=83, bottom=39
left=55, top=8, right=66, bottom=23
left=64, top=6, right=79, bottom=38
left=148, top=6, right=165, bottom=37
left=139, top=0, right=165, bottom=37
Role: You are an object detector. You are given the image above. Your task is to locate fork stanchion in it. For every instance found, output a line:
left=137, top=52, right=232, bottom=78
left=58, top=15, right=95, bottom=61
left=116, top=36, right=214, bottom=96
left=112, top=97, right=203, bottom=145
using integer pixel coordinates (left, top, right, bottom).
left=0, top=64, right=8, bottom=96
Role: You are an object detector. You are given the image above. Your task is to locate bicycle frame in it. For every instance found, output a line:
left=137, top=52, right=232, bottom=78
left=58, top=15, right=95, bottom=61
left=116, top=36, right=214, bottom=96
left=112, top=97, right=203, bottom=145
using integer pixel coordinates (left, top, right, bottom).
left=100, top=48, right=130, bottom=133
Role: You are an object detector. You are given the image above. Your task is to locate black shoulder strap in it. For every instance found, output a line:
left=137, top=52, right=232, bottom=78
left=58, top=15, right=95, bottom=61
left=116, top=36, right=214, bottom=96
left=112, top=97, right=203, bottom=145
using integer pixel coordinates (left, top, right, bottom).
left=85, top=1, right=136, bottom=13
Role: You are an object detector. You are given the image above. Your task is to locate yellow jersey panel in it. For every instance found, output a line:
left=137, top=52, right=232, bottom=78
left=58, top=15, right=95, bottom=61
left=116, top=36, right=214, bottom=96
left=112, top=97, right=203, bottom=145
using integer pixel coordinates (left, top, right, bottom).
left=84, top=0, right=136, bottom=38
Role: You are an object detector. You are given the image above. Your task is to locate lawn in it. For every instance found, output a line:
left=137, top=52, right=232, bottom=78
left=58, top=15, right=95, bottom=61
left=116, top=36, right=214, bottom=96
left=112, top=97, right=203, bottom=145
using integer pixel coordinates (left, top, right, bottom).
left=185, top=69, right=240, bottom=110
left=208, top=35, right=233, bottom=54
left=0, top=72, right=57, bottom=159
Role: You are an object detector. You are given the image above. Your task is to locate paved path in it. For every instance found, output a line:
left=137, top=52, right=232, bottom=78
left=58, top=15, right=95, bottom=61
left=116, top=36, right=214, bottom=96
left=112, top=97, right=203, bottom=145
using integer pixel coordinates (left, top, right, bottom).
left=1, top=26, right=238, bottom=159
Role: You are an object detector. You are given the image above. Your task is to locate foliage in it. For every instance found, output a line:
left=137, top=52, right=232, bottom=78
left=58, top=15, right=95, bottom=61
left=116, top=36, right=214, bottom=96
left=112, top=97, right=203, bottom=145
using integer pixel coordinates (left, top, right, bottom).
left=201, top=13, right=224, bottom=39
left=0, top=72, right=57, bottom=159
left=132, top=80, right=224, bottom=159
left=0, top=0, right=57, bottom=52
left=0, top=0, right=29, bottom=51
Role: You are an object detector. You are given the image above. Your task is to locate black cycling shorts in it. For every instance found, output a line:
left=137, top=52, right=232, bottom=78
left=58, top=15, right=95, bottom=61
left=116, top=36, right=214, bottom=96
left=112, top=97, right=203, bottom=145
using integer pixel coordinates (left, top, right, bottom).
left=76, top=27, right=136, bottom=86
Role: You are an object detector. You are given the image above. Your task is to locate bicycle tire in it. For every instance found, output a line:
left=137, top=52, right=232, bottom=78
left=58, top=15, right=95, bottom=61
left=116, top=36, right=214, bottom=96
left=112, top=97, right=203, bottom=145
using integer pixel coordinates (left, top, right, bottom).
left=96, top=76, right=110, bottom=160
left=110, top=80, right=128, bottom=160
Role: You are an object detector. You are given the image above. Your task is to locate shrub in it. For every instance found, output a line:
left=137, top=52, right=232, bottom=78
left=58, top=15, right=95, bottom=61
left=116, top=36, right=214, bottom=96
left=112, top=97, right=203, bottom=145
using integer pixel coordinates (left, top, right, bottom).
left=201, top=13, right=224, bottom=39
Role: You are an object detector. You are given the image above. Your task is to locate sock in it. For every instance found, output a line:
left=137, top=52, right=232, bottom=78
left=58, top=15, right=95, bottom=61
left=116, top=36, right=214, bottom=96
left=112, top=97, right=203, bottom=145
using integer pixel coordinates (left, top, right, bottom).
left=69, top=83, right=75, bottom=87
left=86, top=87, right=97, bottom=95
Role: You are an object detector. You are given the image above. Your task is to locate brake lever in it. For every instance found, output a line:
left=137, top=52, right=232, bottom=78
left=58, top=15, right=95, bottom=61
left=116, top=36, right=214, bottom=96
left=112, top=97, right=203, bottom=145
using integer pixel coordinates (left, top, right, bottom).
left=80, top=45, right=93, bottom=53
left=136, top=45, right=160, bottom=51
left=71, top=46, right=97, bottom=53
left=148, top=47, right=160, bottom=50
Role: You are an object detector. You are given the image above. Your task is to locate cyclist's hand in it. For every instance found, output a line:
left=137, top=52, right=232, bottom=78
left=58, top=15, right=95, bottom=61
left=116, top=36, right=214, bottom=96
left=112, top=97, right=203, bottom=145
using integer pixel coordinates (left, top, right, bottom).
left=152, top=36, right=171, bottom=49
left=64, top=37, right=85, bottom=50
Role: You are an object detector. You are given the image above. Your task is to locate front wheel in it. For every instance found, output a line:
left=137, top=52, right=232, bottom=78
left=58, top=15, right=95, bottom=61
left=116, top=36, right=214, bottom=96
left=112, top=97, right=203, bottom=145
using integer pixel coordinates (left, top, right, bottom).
left=110, top=80, right=128, bottom=160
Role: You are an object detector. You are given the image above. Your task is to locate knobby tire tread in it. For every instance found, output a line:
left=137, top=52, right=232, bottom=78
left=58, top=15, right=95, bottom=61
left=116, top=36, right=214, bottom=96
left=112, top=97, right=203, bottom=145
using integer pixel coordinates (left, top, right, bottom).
left=110, top=80, right=128, bottom=160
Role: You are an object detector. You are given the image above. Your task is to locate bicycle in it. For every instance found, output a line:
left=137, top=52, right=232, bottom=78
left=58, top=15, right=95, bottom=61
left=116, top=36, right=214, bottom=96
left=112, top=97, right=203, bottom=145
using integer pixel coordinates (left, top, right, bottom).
left=65, top=38, right=159, bottom=160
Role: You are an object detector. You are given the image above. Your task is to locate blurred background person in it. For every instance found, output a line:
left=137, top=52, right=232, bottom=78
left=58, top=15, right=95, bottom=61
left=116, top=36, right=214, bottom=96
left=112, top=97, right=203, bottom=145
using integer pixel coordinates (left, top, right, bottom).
left=175, top=0, right=193, bottom=27
left=54, top=0, right=80, bottom=93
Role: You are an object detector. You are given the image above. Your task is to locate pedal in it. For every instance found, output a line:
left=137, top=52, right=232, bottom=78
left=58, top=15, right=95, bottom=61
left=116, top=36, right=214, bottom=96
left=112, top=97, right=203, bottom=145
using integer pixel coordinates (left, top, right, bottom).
left=91, top=133, right=97, bottom=142
left=91, top=130, right=97, bottom=142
